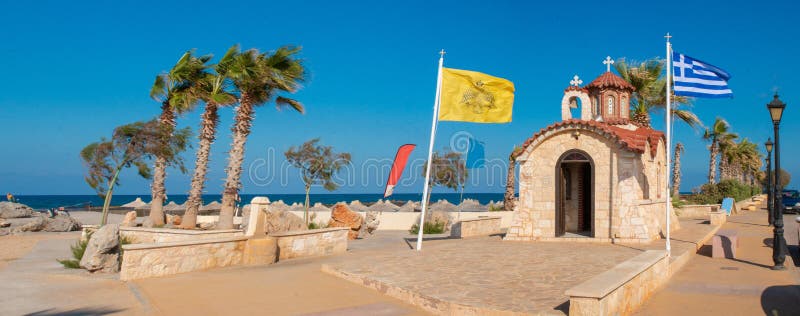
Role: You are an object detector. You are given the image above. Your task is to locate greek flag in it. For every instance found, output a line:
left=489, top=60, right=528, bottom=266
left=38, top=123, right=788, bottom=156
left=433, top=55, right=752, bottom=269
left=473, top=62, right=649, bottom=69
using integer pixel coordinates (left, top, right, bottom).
left=672, top=51, right=733, bottom=98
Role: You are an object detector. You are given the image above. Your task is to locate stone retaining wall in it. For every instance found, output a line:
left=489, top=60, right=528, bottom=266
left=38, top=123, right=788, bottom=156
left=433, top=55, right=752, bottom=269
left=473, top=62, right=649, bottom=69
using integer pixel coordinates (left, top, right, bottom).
left=272, top=227, right=349, bottom=260
left=566, top=250, right=668, bottom=316
left=676, top=204, right=719, bottom=218
left=120, top=236, right=250, bottom=281
left=450, top=216, right=502, bottom=238
left=119, top=226, right=243, bottom=243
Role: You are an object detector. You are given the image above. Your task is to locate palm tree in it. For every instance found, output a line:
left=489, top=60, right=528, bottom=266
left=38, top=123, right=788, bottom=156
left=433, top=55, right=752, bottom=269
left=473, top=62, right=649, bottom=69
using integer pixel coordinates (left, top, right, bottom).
left=671, top=143, right=684, bottom=197
left=703, top=118, right=735, bottom=184
left=504, top=146, right=523, bottom=211
left=718, top=132, right=739, bottom=181
left=148, top=51, right=209, bottom=226
left=180, top=46, right=239, bottom=229
left=614, top=58, right=702, bottom=129
left=217, top=46, right=306, bottom=229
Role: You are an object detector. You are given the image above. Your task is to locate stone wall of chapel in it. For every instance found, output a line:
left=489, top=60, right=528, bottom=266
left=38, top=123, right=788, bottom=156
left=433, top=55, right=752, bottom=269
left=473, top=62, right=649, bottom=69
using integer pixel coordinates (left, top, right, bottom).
left=505, top=129, right=619, bottom=240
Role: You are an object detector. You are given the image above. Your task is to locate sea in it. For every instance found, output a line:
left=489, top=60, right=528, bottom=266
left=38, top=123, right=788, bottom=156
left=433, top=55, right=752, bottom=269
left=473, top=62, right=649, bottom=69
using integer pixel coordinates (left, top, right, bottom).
left=11, top=193, right=508, bottom=210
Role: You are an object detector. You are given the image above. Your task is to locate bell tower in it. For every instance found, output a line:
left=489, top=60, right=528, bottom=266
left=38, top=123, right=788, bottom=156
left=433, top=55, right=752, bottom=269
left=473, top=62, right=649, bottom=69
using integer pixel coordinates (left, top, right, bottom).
left=584, top=56, right=635, bottom=121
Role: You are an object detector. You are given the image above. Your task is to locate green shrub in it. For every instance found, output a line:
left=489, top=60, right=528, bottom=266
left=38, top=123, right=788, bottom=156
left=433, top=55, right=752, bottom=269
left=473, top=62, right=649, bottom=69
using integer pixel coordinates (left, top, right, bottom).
left=58, top=232, right=132, bottom=269
left=58, top=232, right=92, bottom=269
left=409, top=221, right=446, bottom=234
left=687, top=179, right=761, bottom=204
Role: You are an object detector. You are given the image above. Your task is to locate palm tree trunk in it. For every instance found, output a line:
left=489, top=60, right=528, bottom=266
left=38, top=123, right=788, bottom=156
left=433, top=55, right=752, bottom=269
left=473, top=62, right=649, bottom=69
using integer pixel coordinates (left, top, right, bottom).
left=101, top=166, right=123, bottom=226
left=219, top=94, right=255, bottom=229
left=503, top=155, right=516, bottom=211
left=719, top=157, right=729, bottom=180
left=181, top=102, right=219, bottom=229
left=708, top=141, right=718, bottom=184
left=149, top=101, right=175, bottom=226
left=304, top=185, right=311, bottom=226
left=671, top=143, right=683, bottom=197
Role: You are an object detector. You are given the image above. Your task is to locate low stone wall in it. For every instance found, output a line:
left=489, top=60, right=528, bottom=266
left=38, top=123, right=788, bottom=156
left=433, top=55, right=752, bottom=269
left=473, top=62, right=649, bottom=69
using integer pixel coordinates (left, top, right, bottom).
left=272, top=227, right=349, bottom=260
left=119, top=226, right=243, bottom=243
left=450, top=216, right=502, bottom=238
left=120, top=236, right=250, bottom=281
left=566, top=250, right=668, bottom=316
left=287, top=210, right=515, bottom=231
left=676, top=204, right=719, bottom=218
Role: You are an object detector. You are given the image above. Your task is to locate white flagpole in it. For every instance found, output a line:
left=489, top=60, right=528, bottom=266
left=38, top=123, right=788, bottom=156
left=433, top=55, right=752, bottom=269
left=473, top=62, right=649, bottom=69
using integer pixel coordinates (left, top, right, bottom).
left=665, top=33, right=673, bottom=257
left=416, top=50, right=445, bottom=251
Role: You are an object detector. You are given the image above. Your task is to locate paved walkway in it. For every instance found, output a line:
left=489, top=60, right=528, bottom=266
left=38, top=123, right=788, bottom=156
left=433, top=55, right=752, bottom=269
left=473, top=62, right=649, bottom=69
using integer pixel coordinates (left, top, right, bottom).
left=636, top=206, right=800, bottom=315
left=323, top=218, right=720, bottom=315
left=0, top=232, right=146, bottom=315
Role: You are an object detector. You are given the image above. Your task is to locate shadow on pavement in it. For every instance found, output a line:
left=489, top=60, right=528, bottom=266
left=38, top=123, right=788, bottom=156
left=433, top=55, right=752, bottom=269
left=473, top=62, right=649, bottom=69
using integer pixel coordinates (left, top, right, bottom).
left=761, top=285, right=800, bottom=315
left=25, top=307, right=124, bottom=316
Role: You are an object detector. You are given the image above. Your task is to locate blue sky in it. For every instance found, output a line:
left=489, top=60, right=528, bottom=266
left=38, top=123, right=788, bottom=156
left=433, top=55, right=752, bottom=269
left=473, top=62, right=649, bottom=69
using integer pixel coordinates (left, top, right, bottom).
left=1, top=0, right=798, bottom=196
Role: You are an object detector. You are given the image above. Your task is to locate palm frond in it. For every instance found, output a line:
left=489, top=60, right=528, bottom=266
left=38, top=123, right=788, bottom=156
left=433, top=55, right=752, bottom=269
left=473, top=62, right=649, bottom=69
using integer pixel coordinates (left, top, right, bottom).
left=276, top=96, right=305, bottom=114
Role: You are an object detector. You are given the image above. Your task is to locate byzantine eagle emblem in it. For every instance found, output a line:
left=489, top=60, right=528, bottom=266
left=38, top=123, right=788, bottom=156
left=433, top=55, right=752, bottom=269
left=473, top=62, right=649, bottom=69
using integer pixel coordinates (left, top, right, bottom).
left=460, top=80, right=496, bottom=114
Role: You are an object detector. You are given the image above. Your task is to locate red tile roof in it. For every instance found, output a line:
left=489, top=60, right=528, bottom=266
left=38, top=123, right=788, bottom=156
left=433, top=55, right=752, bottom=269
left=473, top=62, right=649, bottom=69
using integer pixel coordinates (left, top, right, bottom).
left=516, top=119, right=664, bottom=159
left=585, top=72, right=635, bottom=91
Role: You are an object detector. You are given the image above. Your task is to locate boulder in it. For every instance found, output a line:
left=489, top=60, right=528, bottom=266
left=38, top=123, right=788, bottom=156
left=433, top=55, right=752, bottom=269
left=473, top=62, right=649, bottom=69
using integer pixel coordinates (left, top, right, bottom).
left=0, top=220, right=9, bottom=228
left=141, top=217, right=154, bottom=228
left=120, top=211, right=137, bottom=227
left=199, top=222, right=216, bottom=230
left=328, top=203, right=363, bottom=240
left=359, top=210, right=380, bottom=237
left=80, top=224, right=120, bottom=273
left=166, top=214, right=182, bottom=226
left=415, top=210, right=453, bottom=232
left=41, top=215, right=82, bottom=232
left=200, top=201, right=222, bottom=212
left=0, top=202, right=35, bottom=219
left=308, top=202, right=331, bottom=213
left=264, top=208, right=306, bottom=234
left=13, top=214, right=81, bottom=233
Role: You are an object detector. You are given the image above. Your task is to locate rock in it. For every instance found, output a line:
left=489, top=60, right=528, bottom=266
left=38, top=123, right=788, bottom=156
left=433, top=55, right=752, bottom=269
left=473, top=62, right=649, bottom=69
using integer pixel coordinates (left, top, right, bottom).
left=200, top=201, right=222, bottom=212
left=416, top=210, right=453, bottom=232
left=328, top=203, right=363, bottom=240
left=41, top=214, right=82, bottom=232
left=142, top=217, right=154, bottom=228
left=264, top=208, right=306, bottom=234
left=14, top=216, right=46, bottom=232
left=120, top=211, right=137, bottom=227
left=0, top=220, right=9, bottom=228
left=12, top=214, right=81, bottom=233
left=199, top=222, right=216, bottom=230
left=80, top=224, right=120, bottom=273
left=166, top=214, right=182, bottom=226
left=0, top=202, right=35, bottom=219
left=359, top=210, right=380, bottom=237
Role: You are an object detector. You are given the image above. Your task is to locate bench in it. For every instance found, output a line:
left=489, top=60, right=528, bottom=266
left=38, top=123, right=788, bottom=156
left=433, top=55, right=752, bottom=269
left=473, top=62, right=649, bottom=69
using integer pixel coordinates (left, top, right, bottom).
left=712, top=229, right=739, bottom=259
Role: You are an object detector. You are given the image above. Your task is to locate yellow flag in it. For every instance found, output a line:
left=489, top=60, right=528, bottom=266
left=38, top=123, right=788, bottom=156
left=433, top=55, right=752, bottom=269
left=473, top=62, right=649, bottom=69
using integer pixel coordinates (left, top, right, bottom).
left=438, top=68, right=515, bottom=123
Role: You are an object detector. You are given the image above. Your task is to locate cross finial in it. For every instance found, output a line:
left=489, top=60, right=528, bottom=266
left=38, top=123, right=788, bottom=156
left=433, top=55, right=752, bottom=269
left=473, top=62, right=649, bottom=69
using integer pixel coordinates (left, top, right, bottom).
left=665, top=32, right=672, bottom=42
left=439, top=49, right=446, bottom=58
left=603, top=56, right=614, bottom=72
left=570, top=75, right=583, bottom=87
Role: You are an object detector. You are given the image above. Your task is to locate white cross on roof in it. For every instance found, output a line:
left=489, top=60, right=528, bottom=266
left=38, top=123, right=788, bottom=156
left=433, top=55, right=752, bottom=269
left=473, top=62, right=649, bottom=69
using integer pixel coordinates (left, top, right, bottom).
left=570, top=75, right=583, bottom=87
left=603, top=56, right=614, bottom=72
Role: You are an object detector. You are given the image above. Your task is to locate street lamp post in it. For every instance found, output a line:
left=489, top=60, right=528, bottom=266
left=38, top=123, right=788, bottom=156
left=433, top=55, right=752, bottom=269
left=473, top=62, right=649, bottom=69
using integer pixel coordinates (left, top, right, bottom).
left=767, top=94, right=786, bottom=270
left=765, top=139, right=773, bottom=226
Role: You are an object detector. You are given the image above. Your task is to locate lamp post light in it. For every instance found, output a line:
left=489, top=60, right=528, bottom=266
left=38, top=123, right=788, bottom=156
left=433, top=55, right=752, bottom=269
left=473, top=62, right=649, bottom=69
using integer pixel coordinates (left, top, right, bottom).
left=765, top=139, right=773, bottom=226
left=767, top=93, right=786, bottom=270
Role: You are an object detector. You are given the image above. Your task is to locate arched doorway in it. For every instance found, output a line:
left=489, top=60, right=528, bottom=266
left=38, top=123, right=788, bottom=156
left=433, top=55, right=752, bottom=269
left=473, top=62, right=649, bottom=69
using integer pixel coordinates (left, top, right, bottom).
left=556, top=150, right=594, bottom=237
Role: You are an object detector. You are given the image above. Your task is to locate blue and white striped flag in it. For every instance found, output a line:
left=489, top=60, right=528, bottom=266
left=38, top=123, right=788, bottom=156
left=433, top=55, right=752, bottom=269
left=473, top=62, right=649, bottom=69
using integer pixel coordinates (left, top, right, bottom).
left=672, top=51, right=733, bottom=98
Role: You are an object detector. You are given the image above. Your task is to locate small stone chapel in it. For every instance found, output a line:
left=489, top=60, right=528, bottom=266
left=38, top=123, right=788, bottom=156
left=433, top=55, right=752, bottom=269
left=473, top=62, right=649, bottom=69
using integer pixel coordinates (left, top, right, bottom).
left=505, top=57, right=677, bottom=242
